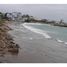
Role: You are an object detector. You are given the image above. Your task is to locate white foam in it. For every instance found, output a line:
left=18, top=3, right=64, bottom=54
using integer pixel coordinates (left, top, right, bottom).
left=23, top=23, right=51, bottom=39
left=56, top=39, right=64, bottom=43
left=30, top=37, right=33, bottom=40
left=64, top=42, right=67, bottom=44
left=24, top=23, right=41, bottom=25
left=56, top=39, right=67, bottom=45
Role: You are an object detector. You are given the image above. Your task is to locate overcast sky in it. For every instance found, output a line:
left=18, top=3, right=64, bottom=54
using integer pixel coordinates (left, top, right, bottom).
left=0, top=4, right=67, bottom=21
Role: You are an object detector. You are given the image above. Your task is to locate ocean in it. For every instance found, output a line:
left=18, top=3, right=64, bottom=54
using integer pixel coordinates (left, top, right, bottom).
left=23, top=23, right=67, bottom=44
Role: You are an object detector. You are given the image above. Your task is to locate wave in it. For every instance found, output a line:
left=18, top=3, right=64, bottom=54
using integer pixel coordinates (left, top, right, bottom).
left=23, top=23, right=51, bottom=39
left=56, top=39, right=64, bottom=43
left=22, top=23, right=67, bottom=45
left=56, top=39, right=67, bottom=45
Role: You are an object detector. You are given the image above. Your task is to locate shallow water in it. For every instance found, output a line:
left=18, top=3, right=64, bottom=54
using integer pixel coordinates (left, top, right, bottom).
left=26, top=23, right=67, bottom=43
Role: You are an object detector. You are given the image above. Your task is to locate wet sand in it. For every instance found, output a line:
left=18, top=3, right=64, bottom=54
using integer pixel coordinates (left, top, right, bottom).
left=1, top=22, right=67, bottom=63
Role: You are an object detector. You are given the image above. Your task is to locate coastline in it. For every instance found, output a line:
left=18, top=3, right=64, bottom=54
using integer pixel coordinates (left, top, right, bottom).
left=1, top=21, right=67, bottom=62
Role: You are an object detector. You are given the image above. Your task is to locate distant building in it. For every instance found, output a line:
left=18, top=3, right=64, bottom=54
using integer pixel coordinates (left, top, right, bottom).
left=6, top=12, right=22, bottom=21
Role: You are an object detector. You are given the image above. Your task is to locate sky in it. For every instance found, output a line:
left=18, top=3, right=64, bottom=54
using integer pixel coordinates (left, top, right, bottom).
left=0, top=4, right=67, bottom=21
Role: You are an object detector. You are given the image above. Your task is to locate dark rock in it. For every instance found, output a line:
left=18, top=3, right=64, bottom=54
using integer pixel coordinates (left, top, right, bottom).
left=8, top=48, right=19, bottom=53
left=16, top=44, right=19, bottom=48
left=10, top=41, right=15, bottom=44
left=8, top=45, right=14, bottom=48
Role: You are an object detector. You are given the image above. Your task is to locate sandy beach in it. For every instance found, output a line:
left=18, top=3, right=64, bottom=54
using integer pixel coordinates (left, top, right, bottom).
left=1, top=22, right=66, bottom=63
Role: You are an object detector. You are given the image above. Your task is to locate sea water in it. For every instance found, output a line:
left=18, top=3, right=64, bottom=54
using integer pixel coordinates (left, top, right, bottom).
left=23, top=23, right=67, bottom=44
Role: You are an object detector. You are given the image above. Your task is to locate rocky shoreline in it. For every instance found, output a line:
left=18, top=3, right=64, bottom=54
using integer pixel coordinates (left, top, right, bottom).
left=0, top=21, right=19, bottom=56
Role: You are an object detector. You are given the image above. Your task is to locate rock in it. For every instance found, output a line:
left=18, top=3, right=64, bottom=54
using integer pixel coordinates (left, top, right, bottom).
left=0, top=48, right=3, bottom=51
left=16, top=44, right=19, bottom=48
left=10, top=41, right=15, bottom=44
left=0, top=21, right=19, bottom=56
left=8, top=48, right=19, bottom=53
left=6, top=34, right=13, bottom=40
left=8, top=45, right=14, bottom=48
